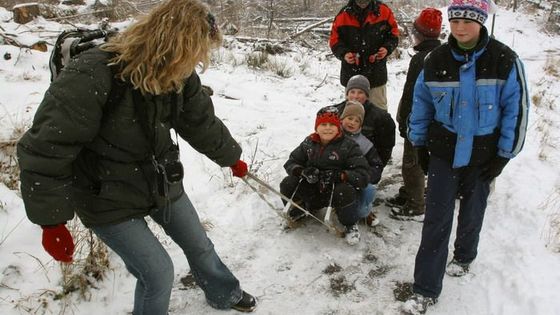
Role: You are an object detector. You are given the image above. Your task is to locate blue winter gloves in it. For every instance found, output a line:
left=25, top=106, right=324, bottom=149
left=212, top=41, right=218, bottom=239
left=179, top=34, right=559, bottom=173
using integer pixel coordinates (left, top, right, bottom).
left=480, top=156, right=509, bottom=181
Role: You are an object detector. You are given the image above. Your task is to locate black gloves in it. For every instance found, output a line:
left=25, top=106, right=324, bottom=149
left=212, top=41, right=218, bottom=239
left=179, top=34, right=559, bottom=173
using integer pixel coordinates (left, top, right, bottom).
left=398, top=123, right=407, bottom=139
left=416, top=146, right=430, bottom=175
left=319, top=170, right=345, bottom=192
left=301, top=167, right=320, bottom=184
left=480, top=156, right=509, bottom=181
left=295, top=167, right=345, bottom=190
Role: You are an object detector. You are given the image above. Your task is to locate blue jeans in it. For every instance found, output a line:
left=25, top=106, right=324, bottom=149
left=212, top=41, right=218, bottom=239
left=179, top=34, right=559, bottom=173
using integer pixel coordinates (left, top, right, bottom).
left=91, top=194, right=242, bottom=315
left=357, top=184, right=376, bottom=218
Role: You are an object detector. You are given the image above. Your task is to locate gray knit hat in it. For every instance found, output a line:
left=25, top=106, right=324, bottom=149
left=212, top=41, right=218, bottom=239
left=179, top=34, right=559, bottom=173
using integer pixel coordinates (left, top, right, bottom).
left=341, top=100, right=365, bottom=124
left=345, top=75, right=370, bottom=96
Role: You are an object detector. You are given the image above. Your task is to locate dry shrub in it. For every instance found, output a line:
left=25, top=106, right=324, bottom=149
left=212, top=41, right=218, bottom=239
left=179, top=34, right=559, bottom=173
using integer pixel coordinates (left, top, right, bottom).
left=56, top=218, right=111, bottom=301
left=542, top=189, right=560, bottom=253
left=246, top=51, right=269, bottom=69
left=266, top=56, right=294, bottom=78
left=543, top=55, right=559, bottom=77
left=0, top=119, right=27, bottom=191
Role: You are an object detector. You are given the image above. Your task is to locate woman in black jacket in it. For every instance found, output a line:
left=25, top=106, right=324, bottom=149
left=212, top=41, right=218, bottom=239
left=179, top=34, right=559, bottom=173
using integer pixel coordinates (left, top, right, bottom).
left=17, top=0, right=256, bottom=313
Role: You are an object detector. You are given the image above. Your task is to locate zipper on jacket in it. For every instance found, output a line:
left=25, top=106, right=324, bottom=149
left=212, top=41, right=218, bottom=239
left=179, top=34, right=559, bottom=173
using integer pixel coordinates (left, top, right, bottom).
left=450, top=90, right=455, bottom=120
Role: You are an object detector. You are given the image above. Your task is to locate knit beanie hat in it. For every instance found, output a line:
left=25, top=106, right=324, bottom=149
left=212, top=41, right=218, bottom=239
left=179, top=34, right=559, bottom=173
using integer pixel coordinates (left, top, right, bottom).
left=315, top=106, right=341, bottom=131
left=448, top=0, right=490, bottom=25
left=414, top=8, right=442, bottom=38
left=340, top=100, right=365, bottom=124
left=355, top=0, right=370, bottom=6
left=345, top=75, right=370, bottom=96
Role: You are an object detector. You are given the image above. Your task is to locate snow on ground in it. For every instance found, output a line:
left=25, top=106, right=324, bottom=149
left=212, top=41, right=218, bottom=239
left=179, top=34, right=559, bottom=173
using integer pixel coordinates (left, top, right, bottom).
left=1, top=4, right=560, bottom=315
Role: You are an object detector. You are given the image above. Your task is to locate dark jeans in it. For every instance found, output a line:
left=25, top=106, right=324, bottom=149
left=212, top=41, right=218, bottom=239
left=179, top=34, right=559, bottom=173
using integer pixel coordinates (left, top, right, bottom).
left=413, top=155, right=491, bottom=298
left=280, top=175, right=361, bottom=226
left=91, top=194, right=242, bottom=315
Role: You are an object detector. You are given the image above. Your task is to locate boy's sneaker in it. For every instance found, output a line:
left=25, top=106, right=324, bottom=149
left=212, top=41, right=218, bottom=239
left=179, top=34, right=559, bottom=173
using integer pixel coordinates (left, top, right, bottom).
left=365, top=211, right=380, bottom=227
left=385, top=194, right=407, bottom=208
left=401, top=293, right=437, bottom=314
left=231, top=291, right=257, bottom=312
left=345, top=224, right=360, bottom=245
left=446, top=259, right=470, bottom=277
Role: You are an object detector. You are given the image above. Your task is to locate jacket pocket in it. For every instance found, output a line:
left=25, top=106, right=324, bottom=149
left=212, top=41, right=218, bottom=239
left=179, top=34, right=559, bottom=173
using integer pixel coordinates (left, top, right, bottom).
left=477, top=89, right=499, bottom=129
left=431, top=89, right=454, bottom=125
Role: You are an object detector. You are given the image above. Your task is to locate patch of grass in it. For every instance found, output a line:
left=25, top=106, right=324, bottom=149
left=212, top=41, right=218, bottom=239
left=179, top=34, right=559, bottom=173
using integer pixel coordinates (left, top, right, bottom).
left=0, top=115, right=28, bottom=191
left=55, top=219, right=110, bottom=301
left=323, top=262, right=342, bottom=275
left=246, top=52, right=269, bottom=69
left=266, top=57, right=293, bottom=78
left=393, top=281, right=414, bottom=302
left=329, top=275, right=355, bottom=297
left=544, top=56, right=559, bottom=78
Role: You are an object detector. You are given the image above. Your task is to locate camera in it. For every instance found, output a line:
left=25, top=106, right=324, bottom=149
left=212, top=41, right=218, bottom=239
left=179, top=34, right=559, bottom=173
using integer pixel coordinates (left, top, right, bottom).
left=154, top=146, right=184, bottom=198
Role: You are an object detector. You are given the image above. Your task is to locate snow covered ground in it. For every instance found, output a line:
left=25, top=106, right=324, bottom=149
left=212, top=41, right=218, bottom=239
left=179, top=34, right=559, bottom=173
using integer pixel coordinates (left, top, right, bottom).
left=1, top=4, right=560, bottom=315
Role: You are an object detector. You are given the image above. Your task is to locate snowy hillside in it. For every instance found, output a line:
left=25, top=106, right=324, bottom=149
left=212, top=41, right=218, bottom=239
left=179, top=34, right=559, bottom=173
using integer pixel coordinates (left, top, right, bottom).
left=1, top=4, right=560, bottom=315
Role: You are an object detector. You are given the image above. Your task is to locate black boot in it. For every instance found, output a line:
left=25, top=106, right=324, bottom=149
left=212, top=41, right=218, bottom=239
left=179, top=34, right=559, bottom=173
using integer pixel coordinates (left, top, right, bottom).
left=232, top=291, right=257, bottom=313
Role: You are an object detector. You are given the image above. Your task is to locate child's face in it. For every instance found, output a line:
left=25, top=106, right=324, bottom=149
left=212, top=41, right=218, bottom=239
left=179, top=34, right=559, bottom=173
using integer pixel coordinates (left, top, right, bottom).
left=346, top=89, right=368, bottom=104
left=316, top=122, right=339, bottom=143
left=342, top=116, right=361, bottom=133
left=450, top=19, right=481, bottom=47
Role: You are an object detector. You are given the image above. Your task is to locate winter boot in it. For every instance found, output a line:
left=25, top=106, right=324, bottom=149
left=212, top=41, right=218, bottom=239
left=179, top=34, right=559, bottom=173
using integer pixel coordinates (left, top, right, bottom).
left=386, top=194, right=407, bottom=209
left=390, top=203, right=425, bottom=221
left=344, top=224, right=360, bottom=245
left=231, top=291, right=257, bottom=312
left=365, top=211, right=380, bottom=227
left=401, top=293, right=437, bottom=314
left=286, top=200, right=308, bottom=223
left=446, top=259, right=470, bottom=277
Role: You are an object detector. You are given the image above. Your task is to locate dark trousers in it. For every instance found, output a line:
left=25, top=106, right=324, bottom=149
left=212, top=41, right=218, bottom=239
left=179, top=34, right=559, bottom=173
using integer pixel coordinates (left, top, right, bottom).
left=401, top=139, right=426, bottom=211
left=280, top=175, right=361, bottom=226
left=413, top=155, right=491, bottom=298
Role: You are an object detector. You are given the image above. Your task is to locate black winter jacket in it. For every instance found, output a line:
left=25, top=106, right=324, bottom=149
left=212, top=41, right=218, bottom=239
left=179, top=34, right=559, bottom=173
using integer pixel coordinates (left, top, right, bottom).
left=329, top=0, right=399, bottom=87
left=284, top=133, right=370, bottom=190
left=17, top=48, right=241, bottom=227
left=396, top=39, right=441, bottom=138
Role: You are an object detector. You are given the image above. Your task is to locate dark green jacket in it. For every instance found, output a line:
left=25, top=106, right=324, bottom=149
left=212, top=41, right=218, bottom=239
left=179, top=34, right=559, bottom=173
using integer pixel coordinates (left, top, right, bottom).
left=17, top=48, right=241, bottom=227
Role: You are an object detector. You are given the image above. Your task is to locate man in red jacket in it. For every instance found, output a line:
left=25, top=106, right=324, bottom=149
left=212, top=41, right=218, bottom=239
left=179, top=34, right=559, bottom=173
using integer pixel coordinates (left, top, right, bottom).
left=329, top=0, right=399, bottom=111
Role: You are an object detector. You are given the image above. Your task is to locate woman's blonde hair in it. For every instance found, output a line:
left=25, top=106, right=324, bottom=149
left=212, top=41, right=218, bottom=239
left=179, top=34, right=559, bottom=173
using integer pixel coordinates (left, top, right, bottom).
left=101, top=0, right=222, bottom=95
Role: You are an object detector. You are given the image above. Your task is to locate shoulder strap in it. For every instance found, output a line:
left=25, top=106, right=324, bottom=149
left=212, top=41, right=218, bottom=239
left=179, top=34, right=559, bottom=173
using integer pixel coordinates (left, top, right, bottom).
left=103, top=63, right=127, bottom=117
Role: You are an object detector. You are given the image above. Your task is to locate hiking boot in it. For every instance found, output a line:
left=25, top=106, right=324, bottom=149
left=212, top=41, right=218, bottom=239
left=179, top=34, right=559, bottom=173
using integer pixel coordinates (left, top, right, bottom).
left=446, top=259, right=470, bottom=277
left=232, top=291, right=257, bottom=312
left=386, top=194, right=407, bottom=208
left=401, top=293, right=437, bottom=314
left=365, top=211, right=380, bottom=227
left=390, top=204, right=424, bottom=217
left=287, top=206, right=306, bottom=222
left=344, top=224, right=360, bottom=245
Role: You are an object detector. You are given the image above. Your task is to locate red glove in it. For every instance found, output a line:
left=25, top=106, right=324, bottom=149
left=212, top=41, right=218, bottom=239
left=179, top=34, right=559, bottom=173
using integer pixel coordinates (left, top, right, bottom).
left=230, top=160, right=248, bottom=178
left=41, top=224, right=74, bottom=263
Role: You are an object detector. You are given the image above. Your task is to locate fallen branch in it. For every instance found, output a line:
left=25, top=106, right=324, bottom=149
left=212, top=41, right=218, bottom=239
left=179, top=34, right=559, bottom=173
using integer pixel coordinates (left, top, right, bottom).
left=286, top=17, right=333, bottom=40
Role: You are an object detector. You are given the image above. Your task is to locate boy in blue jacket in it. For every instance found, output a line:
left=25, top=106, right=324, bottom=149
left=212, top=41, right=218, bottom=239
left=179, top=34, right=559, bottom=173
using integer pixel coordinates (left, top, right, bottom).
left=403, top=0, right=530, bottom=313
